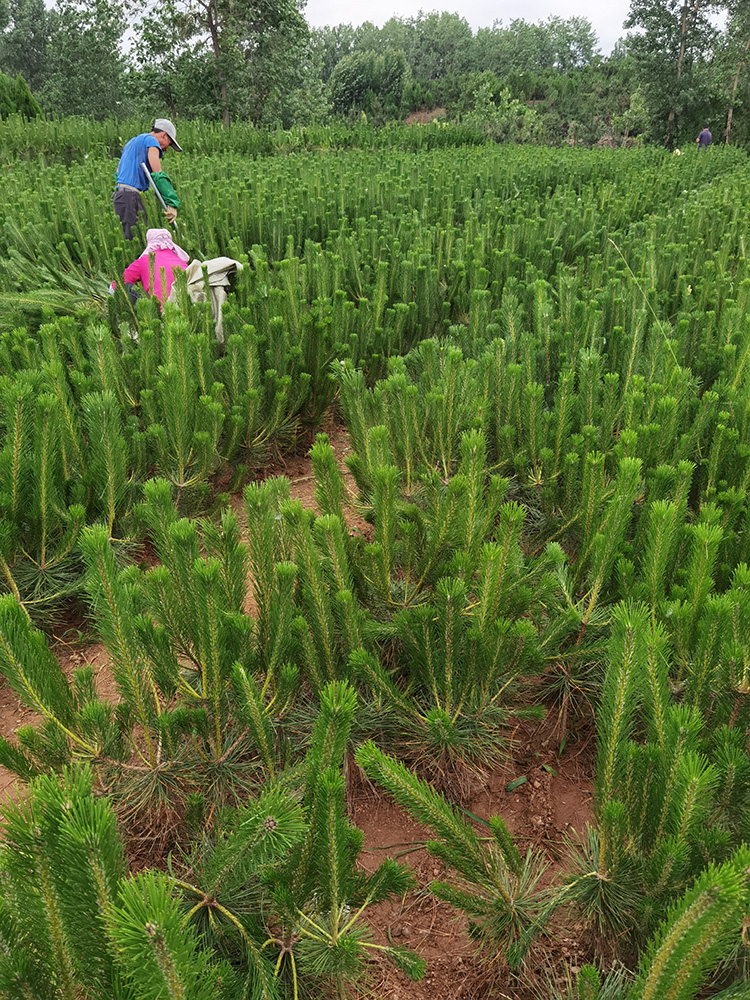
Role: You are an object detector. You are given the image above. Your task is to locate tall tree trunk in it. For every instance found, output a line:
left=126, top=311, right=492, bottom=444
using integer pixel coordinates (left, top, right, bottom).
left=725, top=34, right=750, bottom=144
left=206, top=0, right=231, bottom=128
left=666, top=0, right=700, bottom=146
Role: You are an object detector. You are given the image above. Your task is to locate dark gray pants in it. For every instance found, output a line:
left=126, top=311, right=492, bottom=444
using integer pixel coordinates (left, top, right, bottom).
left=124, top=282, right=143, bottom=306
left=113, top=187, right=146, bottom=240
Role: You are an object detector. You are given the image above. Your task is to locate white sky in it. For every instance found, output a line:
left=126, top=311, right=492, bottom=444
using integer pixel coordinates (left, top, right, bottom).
left=302, top=0, right=632, bottom=55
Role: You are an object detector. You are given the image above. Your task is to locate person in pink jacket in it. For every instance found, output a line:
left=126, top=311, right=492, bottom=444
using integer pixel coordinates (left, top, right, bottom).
left=111, top=228, right=190, bottom=308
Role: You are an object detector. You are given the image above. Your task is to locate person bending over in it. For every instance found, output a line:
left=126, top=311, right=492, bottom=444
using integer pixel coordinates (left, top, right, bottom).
left=696, top=125, right=712, bottom=150
left=114, top=118, right=182, bottom=239
left=111, top=228, right=189, bottom=308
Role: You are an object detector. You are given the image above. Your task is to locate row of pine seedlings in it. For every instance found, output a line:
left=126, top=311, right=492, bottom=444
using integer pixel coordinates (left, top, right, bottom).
left=0, top=140, right=747, bottom=999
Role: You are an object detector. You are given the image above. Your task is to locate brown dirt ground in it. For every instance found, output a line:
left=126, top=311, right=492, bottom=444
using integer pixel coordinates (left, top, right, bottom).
left=405, top=108, right=448, bottom=126
left=0, top=419, right=594, bottom=998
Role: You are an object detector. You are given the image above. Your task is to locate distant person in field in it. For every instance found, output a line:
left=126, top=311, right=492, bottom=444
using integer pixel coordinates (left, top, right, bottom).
left=696, top=125, right=712, bottom=151
left=110, top=228, right=189, bottom=308
left=114, top=119, right=182, bottom=239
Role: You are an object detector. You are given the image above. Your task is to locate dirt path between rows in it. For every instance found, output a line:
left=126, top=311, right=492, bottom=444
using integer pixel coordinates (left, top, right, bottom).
left=0, top=420, right=594, bottom=999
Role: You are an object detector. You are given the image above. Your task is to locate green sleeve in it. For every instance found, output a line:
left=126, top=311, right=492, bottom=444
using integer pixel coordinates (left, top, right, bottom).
left=151, top=169, right=180, bottom=208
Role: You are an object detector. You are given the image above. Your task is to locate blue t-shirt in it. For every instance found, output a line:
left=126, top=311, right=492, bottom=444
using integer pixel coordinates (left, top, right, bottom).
left=116, top=133, right=162, bottom=189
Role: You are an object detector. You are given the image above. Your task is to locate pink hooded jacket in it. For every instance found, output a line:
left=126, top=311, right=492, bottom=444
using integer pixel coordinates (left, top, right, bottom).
left=118, top=229, right=190, bottom=306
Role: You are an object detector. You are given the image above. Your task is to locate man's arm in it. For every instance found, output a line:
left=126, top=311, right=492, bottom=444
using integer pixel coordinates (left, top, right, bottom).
left=151, top=169, right=180, bottom=208
left=147, top=145, right=162, bottom=173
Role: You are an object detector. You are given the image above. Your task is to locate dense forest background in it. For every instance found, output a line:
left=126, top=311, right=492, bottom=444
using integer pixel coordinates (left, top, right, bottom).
left=0, top=0, right=749, bottom=146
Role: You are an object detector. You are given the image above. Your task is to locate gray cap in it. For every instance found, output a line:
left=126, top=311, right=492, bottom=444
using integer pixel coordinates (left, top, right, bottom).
left=153, top=118, right=182, bottom=151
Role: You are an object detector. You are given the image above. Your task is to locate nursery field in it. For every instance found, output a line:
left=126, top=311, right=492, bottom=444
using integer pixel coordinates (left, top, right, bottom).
left=0, top=126, right=749, bottom=1000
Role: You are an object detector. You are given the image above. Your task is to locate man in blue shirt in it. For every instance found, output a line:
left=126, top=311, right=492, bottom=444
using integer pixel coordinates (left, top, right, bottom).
left=696, top=125, right=712, bottom=151
left=114, top=118, right=182, bottom=239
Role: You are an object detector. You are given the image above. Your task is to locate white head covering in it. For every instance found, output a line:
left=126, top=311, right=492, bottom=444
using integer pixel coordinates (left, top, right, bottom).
left=140, top=228, right=189, bottom=263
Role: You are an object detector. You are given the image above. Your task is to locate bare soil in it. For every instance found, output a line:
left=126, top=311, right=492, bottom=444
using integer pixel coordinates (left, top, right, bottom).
left=405, top=109, right=448, bottom=126
left=0, top=419, right=594, bottom=998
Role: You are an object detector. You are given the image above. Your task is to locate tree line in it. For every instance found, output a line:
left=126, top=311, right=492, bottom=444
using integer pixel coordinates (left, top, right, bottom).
left=1, top=0, right=749, bottom=146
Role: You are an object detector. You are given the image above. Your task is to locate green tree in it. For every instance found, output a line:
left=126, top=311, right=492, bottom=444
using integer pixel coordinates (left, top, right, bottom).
left=0, top=71, right=41, bottom=117
left=134, top=0, right=307, bottom=126
left=625, top=0, right=722, bottom=145
left=259, top=41, right=331, bottom=126
left=475, top=17, right=599, bottom=76
left=347, top=12, right=472, bottom=82
left=0, top=0, right=52, bottom=93
left=464, top=80, right=542, bottom=143
left=402, top=12, right=473, bottom=81
left=328, top=48, right=407, bottom=117
left=41, top=0, right=130, bottom=118
left=310, top=24, right=356, bottom=82
left=546, top=16, right=600, bottom=69
left=723, top=0, right=750, bottom=143
left=612, top=87, right=650, bottom=141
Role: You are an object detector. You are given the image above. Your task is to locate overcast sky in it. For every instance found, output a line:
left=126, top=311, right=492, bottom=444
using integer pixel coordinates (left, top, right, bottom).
left=303, top=0, right=632, bottom=55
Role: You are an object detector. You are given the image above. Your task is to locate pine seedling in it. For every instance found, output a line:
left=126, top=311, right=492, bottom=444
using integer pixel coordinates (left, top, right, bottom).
left=667, top=751, right=720, bottom=843
left=248, top=683, right=425, bottom=997
left=260, top=561, right=298, bottom=682
left=281, top=499, right=338, bottom=689
left=0, top=372, right=38, bottom=527
left=333, top=588, right=374, bottom=662
left=355, top=741, right=549, bottom=966
left=672, top=521, right=724, bottom=664
left=138, top=478, right=179, bottom=556
left=80, top=525, right=160, bottom=766
left=640, top=619, right=671, bottom=750
left=561, top=802, right=643, bottom=938
left=294, top=766, right=423, bottom=997
left=652, top=705, right=706, bottom=849
left=382, top=373, right=423, bottom=492
left=595, top=602, right=649, bottom=807
left=575, top=451, right=607, bottom=585
left=275, top=679, right=361, bottom=925
left=114, top=872, right=225, bottom=1000
left=636, top=500, right=681, bottom=616
left=0, top=389, right=88, bottom=610
left=476, top=504, right=526, bottom=629
left=84, top=323, right=134, bottom=411
left=0, top=594, right=101, bottom=765
left=400, top=471, right=469, bottom=604
left=365, top=463, right=401, bottom=599
left=232, top=664, right=279, bottom=780
left=82, top=391, right=131, bottom=535
left=139, top=510, right=253, bottom=723
left=314, top=514, right=354, bottom=595
left=627, top=847, right=750, bottom=1000
left=577, top=966, right=601, bottom=1000
left=550, top=368, right=577, bottom=477
left=522, top=381, right=545, bottom=473
left=457, top=433, right=508, bottom=565
left=174, top=784, right=307, bottom=938
left=0, top=766, right=126, bottom=1000
left=710, top=726, right=750, bottom=835
left=310, top=433, right=347, bottom=521
left=579, top=458, right=642, bottom=629
left=336, top=367, right=371, bottom=483
left=300, top=680, right=358, bottom=813
left=244, top=476, right=292, bottom=656
left=683, top=593, right=732, bottom=714
left=577, top=348, right=602, bottom=429
left=41, top=358, right=86, bottom=480
left=36, top=769, right=125, bottom=991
